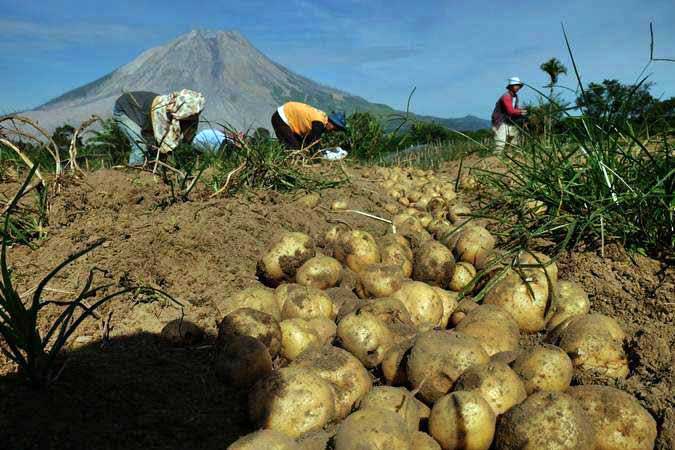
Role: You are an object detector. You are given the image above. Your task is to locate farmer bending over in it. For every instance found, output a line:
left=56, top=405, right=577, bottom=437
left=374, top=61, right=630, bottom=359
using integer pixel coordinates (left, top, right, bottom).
left=271, top=101, right=346, bottom=150
left=113, top=90, right=205, bottom=165
left=491, top=77, right=527, bottom=152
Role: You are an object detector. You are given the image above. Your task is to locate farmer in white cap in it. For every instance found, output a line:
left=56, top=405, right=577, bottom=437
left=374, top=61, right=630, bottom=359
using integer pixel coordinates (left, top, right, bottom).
left=491, top=77, right=528, bottom=152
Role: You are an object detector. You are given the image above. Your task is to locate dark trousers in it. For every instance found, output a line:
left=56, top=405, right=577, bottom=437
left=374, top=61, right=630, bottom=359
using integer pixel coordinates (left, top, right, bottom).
left=271, top=111, right=302, bottom=149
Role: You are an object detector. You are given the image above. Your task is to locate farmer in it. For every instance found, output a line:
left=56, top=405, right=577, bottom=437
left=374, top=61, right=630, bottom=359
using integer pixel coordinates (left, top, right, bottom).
left=491, top=77, right=528, bottom=152
left=112, top=90, right=205, bottom=165
left=271, top=101, right=346, bottom=150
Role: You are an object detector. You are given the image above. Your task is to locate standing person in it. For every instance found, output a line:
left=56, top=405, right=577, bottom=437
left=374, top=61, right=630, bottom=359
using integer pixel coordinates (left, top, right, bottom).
left=112, top=89, right=205, bottom=165
left=271, top=101, right=346, bottom=150
left=491, top=77, right=528, bottom=152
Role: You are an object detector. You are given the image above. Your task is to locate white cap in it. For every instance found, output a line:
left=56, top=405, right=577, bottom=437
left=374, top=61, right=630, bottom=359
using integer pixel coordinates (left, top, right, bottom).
left=507, top=77, right=524, bottom=87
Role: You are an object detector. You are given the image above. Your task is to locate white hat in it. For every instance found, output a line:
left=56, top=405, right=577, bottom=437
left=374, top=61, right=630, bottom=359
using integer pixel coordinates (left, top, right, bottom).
left=507, top=77, right=524, bottom=87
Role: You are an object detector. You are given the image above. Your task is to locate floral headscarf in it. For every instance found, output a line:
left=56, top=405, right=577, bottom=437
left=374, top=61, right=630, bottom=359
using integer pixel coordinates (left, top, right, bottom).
left=151, top=89, right=205, bottom=153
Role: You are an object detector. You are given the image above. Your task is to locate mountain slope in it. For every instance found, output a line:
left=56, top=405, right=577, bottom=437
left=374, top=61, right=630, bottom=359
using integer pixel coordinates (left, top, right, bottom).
left=24, top=30, right=489, bottom=132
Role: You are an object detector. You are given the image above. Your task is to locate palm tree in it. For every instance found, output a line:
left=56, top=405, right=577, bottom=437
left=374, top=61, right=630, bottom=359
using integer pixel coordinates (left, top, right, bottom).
left=540, top=58, right=568, bottom=138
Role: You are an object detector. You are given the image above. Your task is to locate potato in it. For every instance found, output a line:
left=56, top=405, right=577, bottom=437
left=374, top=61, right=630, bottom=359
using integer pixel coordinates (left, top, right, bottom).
left=413, top=241, right=456, bottom=289
left=306, top=317, right=337, bottom=345
left=512, top=344, right=573, bottom=394
left=407, top=331, right=490, bottom=403
left=567, top=385, right=657, bottom=450
left=356, top=264, right=405, bottom=299
left=334, top=230, right=381, bottom=273
left=280, top=285, right=337, bottom=321
left=381, top=338, right=414, bottom=385
left=227, top=430, right=300, bottom=450
left=280, top=318, right=321, bottom=360
left=449, top=261, right=477, bottom=292
left=432, top=287, right=459, bottom=329
left=426, top=219, right=453, bottom=240
left=494, top=391, right=595, bottom=450
left=257, top=232, right=316, bottom=287
left=517, top=250, right=558, bottom=285
left=331, top=199, right=348, bottom=210
left=554, top=314, right=629, bottom=378
left=384, top=203, right=400, bottom=215
left=160, top=319, right=204, bottom=346
left=215, top=335, right=273, bottom=388
left=220, top=286, right=281, bottom=320
left=412, top=432, right=441, bottom=450
left=380, top=244, right=414, bottom=278
left=359, top=386, right=422, bottom=433
left=218, top=308, right=282, bottom=357
left=334, top=408, right=413, bottom=450
left=452, top=226, right=496, bottom=266
left=453, top=361, right=527, bottom=415
left=483, top=268, right=550, bottom=333
left=323, top=225, right=346, bottom=253
left=337, top=309, right=394, bottom=368
left=546, top=280, right=590, bottom=330
left=359, top=298, right=416, bottom=332
left=449, top=297, right=478, bottom=327
left=326, top=286, right=364, bottom=321
left=429, top=391, right=496, bottom=450
left=392, top=281, right=444, bottom=331
left=295, top=256, right=343, bottom=290
left=454, top=305, right=520, bottom=356
left=293, top=346, right=372, bottom=420
left=249, top=367, right=335, bottom=438
left=448, top=204, right=471, bottom=224
left=297, top=193, right=320, bottom=209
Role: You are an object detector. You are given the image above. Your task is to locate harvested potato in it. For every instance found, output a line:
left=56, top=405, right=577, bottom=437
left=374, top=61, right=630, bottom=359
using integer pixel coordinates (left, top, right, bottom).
left=380, top=243, right=413, bottom=278
left=455, top=305, right=520, bottom=356
left=323, top=225, right=346, bottom=253
left=448, top=204, right=472, bottom=224
left=160, top=319, right=204, bottom=346
left=512, top=344, right=573, bottom=394
left=546, top=280, right=590, bottom=330
left=449, top=297, right=478, bottom=327
left=218, top=308, right=282, bottom=357
left=381, top=338, right=414, bottom=385
left=356, top=264, right=405, bottom=299
left=359, top=386, right=422, bottom=433
left=334, top=408, right=413, bottom=450
left=453, top=361, right=527, bottom=415
left=227, top=430, right=300, bottom=450
left=359, top=298, right=416, bottom=331
left=293, top=345, right=372, bottom=420
left=334, top=230, right=381, bottom=273
left=257, top=232, right=316, bottom=287
left=567, top=385, right=657, bottom=450
left=412, top=433, right=441, bottom=450
left=429, top=391, right=496, bottom=450
left=384, top=203, right=400, bottom=215
left=306, top=318, right=337, bottom=345
left=337, top=309, right=394, bottom=368
left=220, top=286, right=281, bottom=320
left=295, top=256, right=343, bottom=290
left=280, top=285, right=337, bottom=321
left=517, top=251, right=558, bottom=284
left=484, top=268, right=550, bottom=333
left=331, top=200, right=348, bottom=210
left=494, top=391, right=595, bottom=450
left=297, top=193, right=320, bottom=209
left=326, top=286, right=364, bottom=321
left=449, top=262, right=477, bottom=292
left=432, top=287, right=459, bottom=329
left=249, top=367, right=335, bottom=438
left=413, top=241, right=456, bottom=289
left=554, top=314, right=629, bottom=378
left=426, top=219, right=453, bottom=240
left=280, top=318, right=321, bottom=360
left=452, top=226, right=496, bottom=267
left=215, top=335, right=273, bottom=388
left=407, top=331, right=490, bottom=403
left=392, top=281, right=444, bottom=331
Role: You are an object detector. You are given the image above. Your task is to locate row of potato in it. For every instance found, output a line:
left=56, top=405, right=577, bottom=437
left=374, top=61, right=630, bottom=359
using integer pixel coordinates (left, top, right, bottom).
left=219, top=167, right=656, bottom=449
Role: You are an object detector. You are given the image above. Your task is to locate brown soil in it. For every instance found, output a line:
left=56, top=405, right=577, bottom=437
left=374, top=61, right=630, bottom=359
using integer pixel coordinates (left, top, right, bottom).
left=0, top=164, right=672, bottom=449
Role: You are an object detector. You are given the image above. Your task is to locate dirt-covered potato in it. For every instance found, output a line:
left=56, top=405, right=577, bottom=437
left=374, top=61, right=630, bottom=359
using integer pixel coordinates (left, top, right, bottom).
left=381, top=338, right=414, bottom=385
left=359, top=298, right=416, bottom=332
left=426, top=219, right=453, bottom=240
left=323, top=225, right=347, bottom=253
left=413, top=241, right=456, bottom=289
left=331, top=199, right=348, bottom=210
left=306, top=317, right=337, bottom=345
left=392, top=281, right=444, bottom=331
left=380, top=243, right=413, bottom=278
left=326, top=286, right=364, bottom=321
left=453, top=361, right=527, bottom=415
left=356, top=264, right=405, bottom=299
left=280, top=285, right=337, bottom=321
left=407, top=331, right=490, bottom=403
left=334, top=230, right=381, bottom=273
left=359, top=386, right=422, bottom=433
left=429, top=391, right=496, bottom=450
left=546, top=280, right=591, bottom=330
left=297, top=192, right=320, bottom=208
left=449, top=297, right=478, bottom=327
left=160, top=319, right=204, bottom=346
left=567, top=385, right=657, bottom=450
left=280, top=318, right=321, bottom=360
left=454, top=305, right=520, bottom=356
left=227, top=430, right=300, bottom=450
left=296, top=256, right=343, bottom=290
left=517, top=251, right=558, bottom=284
left=483, top=268, right=550, bottom=333
left=495, top=391, right=595, bottom=450
left=249, top=366, right=336, bottom=438
left=432, top=287, right=459, bottom=329
left=293, top=346, right=372, bottom=420
left=215, top=335, right=273, bottom=388
left=219, top=286, right=281, bottom=320
left=448, top=261, right=476, bottom=292
left=452, top=225, right=496, bottom=266
left=334, top=408, right=413, bottom=450
left=337, top=309, right=394, bottom=368
left=512, top=344, right=573, bottom=394
left=553, top=314, right=629, bottom=378
left=218, top=308, right=282, bottom=357
left=447, top=204, right=472, bottom=224
left=257, top=232, right=316, bottom=287
left=412, top=432, right=441, bottom=450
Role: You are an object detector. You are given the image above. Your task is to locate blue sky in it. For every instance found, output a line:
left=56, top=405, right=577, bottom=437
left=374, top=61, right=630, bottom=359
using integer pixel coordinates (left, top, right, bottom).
left=1, top=0, right=674, bottom=118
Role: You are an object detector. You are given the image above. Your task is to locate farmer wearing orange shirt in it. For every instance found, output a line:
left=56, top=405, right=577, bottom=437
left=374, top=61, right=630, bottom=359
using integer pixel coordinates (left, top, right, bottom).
left=271, top=102, right=346, bottom=150
left=491, top=77, right=528, bottom=152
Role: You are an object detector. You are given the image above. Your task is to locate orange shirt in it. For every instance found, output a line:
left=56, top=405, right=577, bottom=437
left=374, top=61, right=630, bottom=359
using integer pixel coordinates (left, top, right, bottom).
left=281, top=102, right=328, bottom=135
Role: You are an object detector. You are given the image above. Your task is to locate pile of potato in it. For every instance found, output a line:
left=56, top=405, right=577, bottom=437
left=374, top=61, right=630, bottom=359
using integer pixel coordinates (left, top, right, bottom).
left=219, top=166, right=656, bottom=449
